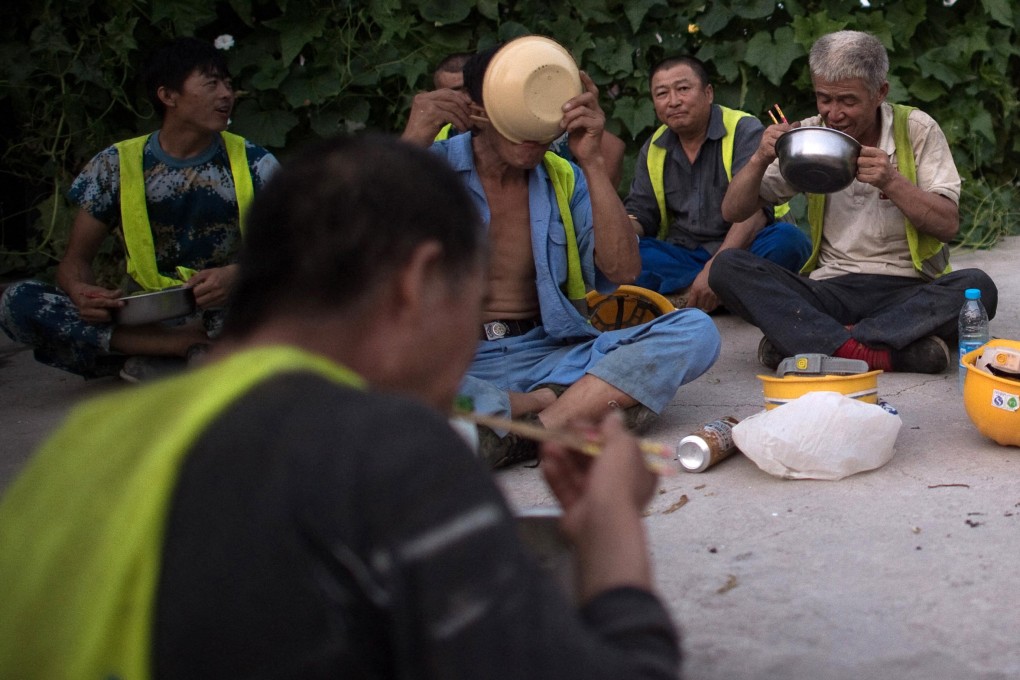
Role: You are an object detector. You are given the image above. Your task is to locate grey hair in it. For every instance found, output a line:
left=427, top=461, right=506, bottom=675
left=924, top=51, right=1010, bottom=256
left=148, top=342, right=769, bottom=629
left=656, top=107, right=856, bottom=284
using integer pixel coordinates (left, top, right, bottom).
left=809, top=31, right=889, bottom=94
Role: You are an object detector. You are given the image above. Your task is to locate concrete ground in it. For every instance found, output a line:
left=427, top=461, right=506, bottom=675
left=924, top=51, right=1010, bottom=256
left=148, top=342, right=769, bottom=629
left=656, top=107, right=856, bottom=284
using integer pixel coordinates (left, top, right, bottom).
left=2, top=237, right=1019, bottom=679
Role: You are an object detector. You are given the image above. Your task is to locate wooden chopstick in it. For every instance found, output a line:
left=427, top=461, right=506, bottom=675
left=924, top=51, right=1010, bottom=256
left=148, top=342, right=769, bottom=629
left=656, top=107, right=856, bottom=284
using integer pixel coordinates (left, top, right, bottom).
left=456, top=411, right=678, bottom=476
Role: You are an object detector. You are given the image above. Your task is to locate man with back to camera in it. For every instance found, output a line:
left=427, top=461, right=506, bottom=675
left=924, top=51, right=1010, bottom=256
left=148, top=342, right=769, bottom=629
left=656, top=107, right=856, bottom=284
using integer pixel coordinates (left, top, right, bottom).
left=0, top=135, right=682, bottom=679
left=0, top=36, right=279, bottom=382
left=404, top=40, right=721, bottom=467
left=625, top=55, right=811, bottom=313
left=710, top=30, right=997, bottom=373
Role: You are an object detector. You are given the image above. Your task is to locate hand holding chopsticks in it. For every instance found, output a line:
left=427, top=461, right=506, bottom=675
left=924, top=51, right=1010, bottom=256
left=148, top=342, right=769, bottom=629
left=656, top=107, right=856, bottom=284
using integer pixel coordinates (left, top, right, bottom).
left=457, top=411, right=678, bottom=476
left=767, top=103, right=789, bottom=126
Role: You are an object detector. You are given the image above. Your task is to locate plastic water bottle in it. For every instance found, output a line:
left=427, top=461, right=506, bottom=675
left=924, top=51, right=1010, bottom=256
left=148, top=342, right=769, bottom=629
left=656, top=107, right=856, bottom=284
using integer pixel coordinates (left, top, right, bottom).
left=958, top=288, right=989, bottom=390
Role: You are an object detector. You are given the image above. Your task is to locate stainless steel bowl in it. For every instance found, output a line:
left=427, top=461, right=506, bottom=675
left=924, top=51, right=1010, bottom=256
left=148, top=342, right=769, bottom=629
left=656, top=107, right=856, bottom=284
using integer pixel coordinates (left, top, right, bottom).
left=113, top=286, right=196, bottom=325
left=776, top=126, right=862, bottom=194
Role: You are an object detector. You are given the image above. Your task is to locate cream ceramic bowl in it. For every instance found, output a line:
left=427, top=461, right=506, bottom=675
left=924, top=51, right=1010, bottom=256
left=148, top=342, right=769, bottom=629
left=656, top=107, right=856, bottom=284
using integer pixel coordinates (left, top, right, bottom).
left=482, top=35, right=582, bottom=144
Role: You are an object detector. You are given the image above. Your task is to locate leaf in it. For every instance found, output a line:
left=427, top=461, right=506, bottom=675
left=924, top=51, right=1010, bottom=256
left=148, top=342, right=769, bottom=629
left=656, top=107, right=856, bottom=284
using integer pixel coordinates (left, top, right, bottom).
left=907, top=79, right=947, bottom=103
left=744, top=27, right=801, bottom=86
left=624, top=0, right=668, bottom=33
left=611, top=95, right=656, bottom=139
left=731, top=0, right=779, bottom=20
left=695, top=3, right=733, bottom=37
left=982, top=0, right=1014, bottom=28
left=248, top=59, right=290, bottom=91
left=497, top=22, right=533, bottom=42
left=229, top=101, right=298, bottom=149
left=419, top=0, right=475, bottom=25
left=264, top=14, right=328, bottom=66
left=148, top=0, right=218, bottom=35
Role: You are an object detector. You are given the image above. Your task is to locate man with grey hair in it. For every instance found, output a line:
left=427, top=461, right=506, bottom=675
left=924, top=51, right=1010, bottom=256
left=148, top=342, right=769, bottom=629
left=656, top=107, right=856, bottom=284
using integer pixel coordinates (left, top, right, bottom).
left=710, top=30, right=997, bottom=374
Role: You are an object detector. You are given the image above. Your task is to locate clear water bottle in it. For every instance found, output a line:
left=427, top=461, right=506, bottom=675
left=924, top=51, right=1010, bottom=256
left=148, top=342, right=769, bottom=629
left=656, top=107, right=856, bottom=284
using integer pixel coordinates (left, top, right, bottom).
left=958, top=288, right=989, bottom=390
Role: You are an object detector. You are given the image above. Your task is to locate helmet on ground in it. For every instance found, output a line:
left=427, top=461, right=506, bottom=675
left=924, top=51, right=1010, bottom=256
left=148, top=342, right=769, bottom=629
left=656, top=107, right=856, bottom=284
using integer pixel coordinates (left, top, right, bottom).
left=963, top=338, right=1020, bottom=447
left=585, top=285, right=674, bottom=331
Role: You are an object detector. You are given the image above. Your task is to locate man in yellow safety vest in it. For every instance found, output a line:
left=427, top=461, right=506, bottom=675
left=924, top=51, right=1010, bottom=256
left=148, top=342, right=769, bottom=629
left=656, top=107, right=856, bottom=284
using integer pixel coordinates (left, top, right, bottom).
left=0, top=37, right=279, bottom=382
left=625, top=55, right=811, bottom=313
left=712, top=30, right=997, bottom=374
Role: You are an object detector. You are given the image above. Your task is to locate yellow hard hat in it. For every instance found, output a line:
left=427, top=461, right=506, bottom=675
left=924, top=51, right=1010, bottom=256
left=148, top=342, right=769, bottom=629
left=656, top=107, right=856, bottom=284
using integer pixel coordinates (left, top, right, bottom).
left=585, top=285, right=675, bottom=331
left=962, top=338, right=1020, bottom=447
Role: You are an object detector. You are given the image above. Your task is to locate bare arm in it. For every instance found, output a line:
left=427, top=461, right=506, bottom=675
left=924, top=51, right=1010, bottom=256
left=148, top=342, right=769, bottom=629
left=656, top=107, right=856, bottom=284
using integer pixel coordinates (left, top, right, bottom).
left=400, top=88, right=474, bottom=148
left=600, top=129, right=627, bottom=191
left=686, top=209, right=768, bottom=312
left=564, top=72, right=640, bottom=283
left=856, top=146, right=959, bottom=242
left=55, top=209, right=123, bottom=323
left=722, top=122, right=792, bottom=223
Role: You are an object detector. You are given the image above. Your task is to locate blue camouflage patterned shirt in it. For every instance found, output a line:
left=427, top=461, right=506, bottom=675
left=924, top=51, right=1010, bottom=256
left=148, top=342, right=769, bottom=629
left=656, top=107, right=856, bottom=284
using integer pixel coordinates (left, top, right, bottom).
left=67, top=131, right=279, bottom=278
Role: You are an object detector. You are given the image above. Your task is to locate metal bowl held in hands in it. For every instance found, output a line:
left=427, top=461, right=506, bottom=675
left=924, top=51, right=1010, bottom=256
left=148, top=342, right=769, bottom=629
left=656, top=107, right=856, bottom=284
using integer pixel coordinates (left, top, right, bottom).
left=776, top=126, right=862, bottom=194
left=113, top=286, right=196, bottom=325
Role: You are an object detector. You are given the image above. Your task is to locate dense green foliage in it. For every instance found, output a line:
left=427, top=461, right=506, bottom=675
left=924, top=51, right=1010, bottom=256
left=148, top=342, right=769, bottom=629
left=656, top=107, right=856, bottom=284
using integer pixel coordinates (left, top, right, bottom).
left=2, top=0, right=1018, bottom=278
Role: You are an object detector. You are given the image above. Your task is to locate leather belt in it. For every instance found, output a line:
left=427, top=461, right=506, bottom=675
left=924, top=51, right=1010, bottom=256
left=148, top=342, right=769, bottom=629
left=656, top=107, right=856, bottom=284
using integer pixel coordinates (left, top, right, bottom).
left=481, top=317, right=542, bottom=341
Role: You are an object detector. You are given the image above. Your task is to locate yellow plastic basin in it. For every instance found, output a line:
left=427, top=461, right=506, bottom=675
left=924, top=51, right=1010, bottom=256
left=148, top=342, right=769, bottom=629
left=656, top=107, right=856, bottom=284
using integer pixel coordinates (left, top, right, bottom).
left=758, top=370, right=881, bottom=410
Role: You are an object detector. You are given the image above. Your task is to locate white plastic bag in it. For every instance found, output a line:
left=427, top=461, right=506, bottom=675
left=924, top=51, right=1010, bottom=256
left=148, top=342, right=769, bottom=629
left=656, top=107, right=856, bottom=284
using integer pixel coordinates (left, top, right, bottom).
left=732, top=391, right=902, bottom=480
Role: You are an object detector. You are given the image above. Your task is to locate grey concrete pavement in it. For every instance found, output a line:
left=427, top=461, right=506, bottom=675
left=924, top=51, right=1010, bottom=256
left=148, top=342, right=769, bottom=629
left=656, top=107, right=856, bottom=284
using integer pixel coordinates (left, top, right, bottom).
left=2, top=237, right=1019, bottom=679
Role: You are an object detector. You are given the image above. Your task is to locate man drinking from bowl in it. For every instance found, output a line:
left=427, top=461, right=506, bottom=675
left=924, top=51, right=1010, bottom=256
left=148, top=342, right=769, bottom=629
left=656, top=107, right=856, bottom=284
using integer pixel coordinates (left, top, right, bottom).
left=711, top=30, right=997, bottom=374
left=405, top=38, right=721, bottom=467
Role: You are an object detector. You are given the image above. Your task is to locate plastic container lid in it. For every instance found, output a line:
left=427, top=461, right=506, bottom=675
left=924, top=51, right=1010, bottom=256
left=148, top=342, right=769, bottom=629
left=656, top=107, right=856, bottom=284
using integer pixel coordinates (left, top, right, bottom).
left=965, top=288, right=981, bottom=300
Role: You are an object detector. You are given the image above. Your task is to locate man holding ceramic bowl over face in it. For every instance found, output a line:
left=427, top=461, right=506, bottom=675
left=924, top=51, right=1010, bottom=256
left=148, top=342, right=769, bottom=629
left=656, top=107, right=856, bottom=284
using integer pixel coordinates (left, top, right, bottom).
left=404, top=36, right=721, bottom=468
left=711, top=30, right=997, bottom=375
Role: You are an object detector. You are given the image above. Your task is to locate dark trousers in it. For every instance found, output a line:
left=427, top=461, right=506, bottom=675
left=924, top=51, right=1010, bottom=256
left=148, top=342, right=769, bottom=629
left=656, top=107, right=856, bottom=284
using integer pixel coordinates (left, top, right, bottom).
left=708, top=249, right=998, bottom=356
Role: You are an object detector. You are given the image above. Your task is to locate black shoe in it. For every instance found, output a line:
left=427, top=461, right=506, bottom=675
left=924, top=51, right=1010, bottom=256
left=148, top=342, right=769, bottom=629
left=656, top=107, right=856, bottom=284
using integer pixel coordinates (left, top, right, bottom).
left=623, top=404, right=657, bottom=434
left=477, top=414, right=540, bottom=469
left=757, top=336, right=785, bottom=370
left=891, top=336, right=950, bottom=374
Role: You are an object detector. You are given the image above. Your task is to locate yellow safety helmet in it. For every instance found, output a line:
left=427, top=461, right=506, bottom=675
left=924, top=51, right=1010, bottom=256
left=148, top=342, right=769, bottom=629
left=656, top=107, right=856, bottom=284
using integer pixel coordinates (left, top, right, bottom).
left=962, top=338, right=1020, bottom=446
left=585, top=285, right=675, bottom=332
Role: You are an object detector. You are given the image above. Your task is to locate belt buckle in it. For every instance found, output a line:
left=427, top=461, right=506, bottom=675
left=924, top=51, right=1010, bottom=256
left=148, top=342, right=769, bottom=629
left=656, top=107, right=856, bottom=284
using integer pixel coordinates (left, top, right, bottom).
left=483, top=321, right=509, bottom=341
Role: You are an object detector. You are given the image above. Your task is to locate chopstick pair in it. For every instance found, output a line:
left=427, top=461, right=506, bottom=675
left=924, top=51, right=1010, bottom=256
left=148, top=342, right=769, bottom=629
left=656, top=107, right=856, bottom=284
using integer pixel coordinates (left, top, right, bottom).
left=767, top=103, right=789, bottom=125
left=456, top=411, right=678, bottom=476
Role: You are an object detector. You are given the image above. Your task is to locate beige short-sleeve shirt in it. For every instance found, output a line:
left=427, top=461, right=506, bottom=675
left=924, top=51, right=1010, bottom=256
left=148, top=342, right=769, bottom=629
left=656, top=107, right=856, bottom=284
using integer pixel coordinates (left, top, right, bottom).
left=760, top=103, right=961, bottom=280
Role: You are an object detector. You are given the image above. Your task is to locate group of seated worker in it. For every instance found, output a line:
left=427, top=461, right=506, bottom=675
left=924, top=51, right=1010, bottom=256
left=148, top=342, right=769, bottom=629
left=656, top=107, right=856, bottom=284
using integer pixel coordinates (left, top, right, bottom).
left=0, top=28, right=1003, bottom=678
left=0, top=134, right=682, bottom=679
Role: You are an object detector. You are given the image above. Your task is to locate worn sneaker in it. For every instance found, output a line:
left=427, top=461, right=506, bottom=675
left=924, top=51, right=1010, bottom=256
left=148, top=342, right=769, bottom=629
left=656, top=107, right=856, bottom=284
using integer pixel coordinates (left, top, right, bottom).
left=477, top=413, right=540, bottom=469
left=623, top=404, right=657, bottom=434
left=757, top=336, right=785, bottom=370
left=891, top=336, right=951, bottom=374
left=119, top=355, right=187, bottom=384
left=665, top=291, right=689, bottom=309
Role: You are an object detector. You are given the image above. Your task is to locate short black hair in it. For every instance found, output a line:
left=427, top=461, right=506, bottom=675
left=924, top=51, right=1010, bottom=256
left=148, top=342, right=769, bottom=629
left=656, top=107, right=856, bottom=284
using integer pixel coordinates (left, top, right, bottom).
left=433, top=52, right=472, bottom=89
left=143, top=37, right=231, bottom=119
left=463, top=44, right=502, bottom=106
left=649, top=55, right=711, bottom=89
left=223, top=134, right=484, bottom=337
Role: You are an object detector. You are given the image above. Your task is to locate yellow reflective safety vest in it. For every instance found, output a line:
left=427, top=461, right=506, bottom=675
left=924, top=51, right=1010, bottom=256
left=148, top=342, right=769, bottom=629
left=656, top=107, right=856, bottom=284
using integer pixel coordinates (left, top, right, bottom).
left=542, top=151, right=587, bottom=308
left=802, top=104, right=951, bottom=280
left=115, top=131, right=255, bottom=292
left=647, top=105, right=789, bottom=240
left=0, top=346, right=363, bottom=680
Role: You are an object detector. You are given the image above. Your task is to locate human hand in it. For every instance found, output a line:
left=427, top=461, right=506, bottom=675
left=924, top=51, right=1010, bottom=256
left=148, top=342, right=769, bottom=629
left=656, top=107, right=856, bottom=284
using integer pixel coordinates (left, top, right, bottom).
left=855, top=145, right=897, bottom=190
left=562, top=71, right=606, bottom=166
left=541, top=410, right=658, bottom=542
left=68, top=283, right=123, bottom=323
left=401, top=89, right=474, bottom=146
left=685, top=266, right=719, bottom=313
left=755, top=119, right=800, bottom=166
left=186, top=264, right=238, bottom=309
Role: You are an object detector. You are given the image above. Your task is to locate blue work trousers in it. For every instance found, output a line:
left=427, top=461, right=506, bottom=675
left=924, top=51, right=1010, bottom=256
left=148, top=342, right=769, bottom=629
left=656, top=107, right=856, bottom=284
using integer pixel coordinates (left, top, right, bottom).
left=636, top=221, right=811, bottom=294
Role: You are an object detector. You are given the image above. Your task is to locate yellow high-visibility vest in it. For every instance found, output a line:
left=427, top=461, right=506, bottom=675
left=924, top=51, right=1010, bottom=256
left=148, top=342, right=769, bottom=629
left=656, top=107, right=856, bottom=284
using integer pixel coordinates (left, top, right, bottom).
left=115, top=131, right=254, bottom=291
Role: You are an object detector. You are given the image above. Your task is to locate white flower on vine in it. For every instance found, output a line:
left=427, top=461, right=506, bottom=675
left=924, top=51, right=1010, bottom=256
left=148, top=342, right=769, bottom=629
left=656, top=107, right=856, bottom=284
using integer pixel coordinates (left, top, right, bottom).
left=299, top=54, right=306, bottom=67
left=214, top=34, right=235, bottom=51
